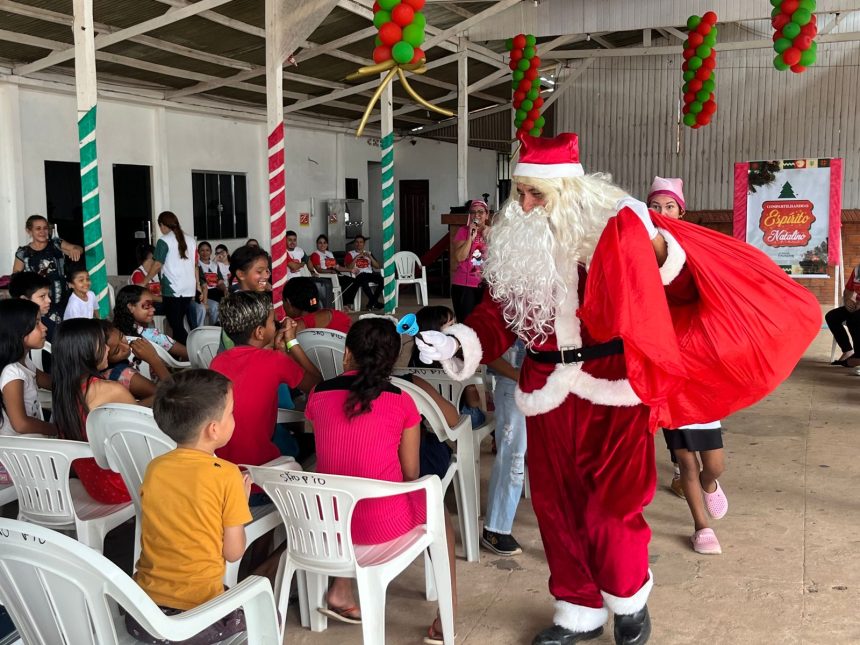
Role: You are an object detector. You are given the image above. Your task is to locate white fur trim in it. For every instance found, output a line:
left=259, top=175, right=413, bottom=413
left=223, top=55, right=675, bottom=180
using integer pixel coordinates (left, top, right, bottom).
left=515, top=363, right=641, bottom=416
left=553, top=600, right=608, bottom=632
left=513, top=162, right=584, bottom=178
left=657, top=228, right=686, bottom=285
left=601, top=570, right=653, bottom=616
left=439, top=323, right=482, bottom=381
left=552, top=262, right=581, bottom=347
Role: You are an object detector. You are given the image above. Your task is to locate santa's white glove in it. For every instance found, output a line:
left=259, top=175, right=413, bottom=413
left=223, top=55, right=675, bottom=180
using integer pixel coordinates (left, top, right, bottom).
left=414, top=330, right=458, bottom=364
left=616, top=197, right=658, bottom=240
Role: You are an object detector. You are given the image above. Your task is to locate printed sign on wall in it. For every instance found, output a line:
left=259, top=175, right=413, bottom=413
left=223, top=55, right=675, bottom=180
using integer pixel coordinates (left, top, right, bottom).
left=733, top=159, right=842, bottom=278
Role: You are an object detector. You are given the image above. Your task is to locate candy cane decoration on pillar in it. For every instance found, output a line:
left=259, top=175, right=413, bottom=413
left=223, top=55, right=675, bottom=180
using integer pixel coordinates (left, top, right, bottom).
left=380, top=75, right=396, bottom=314
left=73, top=0, right=108, bottom=318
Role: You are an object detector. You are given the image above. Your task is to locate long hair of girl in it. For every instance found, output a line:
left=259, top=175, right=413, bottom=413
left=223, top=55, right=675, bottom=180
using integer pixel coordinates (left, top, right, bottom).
left=0, top=299, right=40, bottom=430
left=113, top=285, right=147, bottom=336
left=51, top=318, right=107, bottom=441
left=343, top=318, right=401, bottom=419
left=157, top=211, right=188, bottom=259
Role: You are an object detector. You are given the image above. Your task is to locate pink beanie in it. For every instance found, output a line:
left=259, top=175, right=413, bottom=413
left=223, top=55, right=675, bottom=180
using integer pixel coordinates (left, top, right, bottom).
left=647, top=176, right=686, bottom=211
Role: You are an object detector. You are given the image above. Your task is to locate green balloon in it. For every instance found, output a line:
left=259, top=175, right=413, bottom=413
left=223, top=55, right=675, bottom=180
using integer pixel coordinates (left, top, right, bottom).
left=517, top=58, right=530, bottom=72
left=391, top=41, right=414, bottom=65
left=687, top=15, right=702, bottom=30
left=532, top=78, right=541, bottom=88
left=535, top=116, right=545, bottom=128
left=378, top=0, right=399, bottom=9
left=372, top=10, right=391, bottom=29
left=771, top=7, right=780, bottom=18
left=689, top=100, right=703, bottom=114
left=774, top=37, right=792, bottom=54
left=514, top=119, right=523, bottom=128
left=810, top=40, right=817, bottom=53
left=512, top=69, right=524, bottom=81
left=696, top=89, right=710, bottom=102
left=412, top=12, right=426, bottom=29
left=527, top=88, right=539, bottom=100
left=702, top=79, right=715, bottom=93
left=402, top=24, right=424, bottom=48
left=529, top=127, right=542, bottom=136
left=696, top=45, right=712, bottom=59
left=682, top=82, right=690, bottom=94
left=770, top=0, right=781, bottom=6
left=683, top=70, right=695, bottom=82
left=505, top=37, right=514, bottom=51
left=525, top=34, right=537, bottom=46
left=683, top=112, right=697, bottom=126
left=782, top=22, right=801, bottom=39
left=521, top=99, right=533, bottom=111
left=800, top=48, right=817, bottom=66
left=516, top=108, right=528, bottom=121
left=704, top=33, right=717, bottom=47
left=375, top=36, right=382, bottom=47
left=688, top=55, right=703, bottom=70
left=799, top=0, right=816, bottom=11
left=792, top=8, right=812, bottom=25
left=683, top=39, right=690, bottom=49
left=523, top=45, right=536, bottom=59
left=711, top=26, right=718, bottom=38
left=511, top=80, right=519, bottom=90
left=773, top=54, right=790, bottom=71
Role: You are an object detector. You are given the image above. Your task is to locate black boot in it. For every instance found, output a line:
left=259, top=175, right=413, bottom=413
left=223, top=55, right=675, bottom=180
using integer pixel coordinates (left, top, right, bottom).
left=613, top=606, right=651, bottom=645
left=532, top=624, right=604, bottom=645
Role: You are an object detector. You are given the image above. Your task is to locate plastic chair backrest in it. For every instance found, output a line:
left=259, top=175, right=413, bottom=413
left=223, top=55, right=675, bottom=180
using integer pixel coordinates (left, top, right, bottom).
left=296, top=329, right=347, bottom=380
left=393, top=251, right=421, bottom=279
left=29, top=340, right=51, bottom=372
left=127, top=335, right=189, bottom=370
left=187, top=325, right=222, bottom=368
left=391, top=377, right=464, bottom=442
left=0, top=436, right=92, bottom=527
left=86, top=404, right=175, bottom=514
left=395, top=366, right=487, bottom=409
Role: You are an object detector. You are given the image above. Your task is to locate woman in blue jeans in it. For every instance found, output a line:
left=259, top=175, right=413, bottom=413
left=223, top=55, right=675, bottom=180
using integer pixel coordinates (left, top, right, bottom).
left=482, top=340, right=527, bottom=556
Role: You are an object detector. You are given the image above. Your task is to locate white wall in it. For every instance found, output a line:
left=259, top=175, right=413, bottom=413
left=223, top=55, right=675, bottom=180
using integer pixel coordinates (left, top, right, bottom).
left=0, top=82, right=498, bottom=274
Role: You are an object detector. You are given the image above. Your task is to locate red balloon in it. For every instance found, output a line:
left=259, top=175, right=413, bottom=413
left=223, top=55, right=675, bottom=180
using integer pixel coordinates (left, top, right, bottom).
left=684, top=91, right=696, bottom=103
left=509, top=59, right=519, bottom=71
left=794, top=34, right=812, bottom=50
left=529, top=108, right=540, bottom=119
left=530, top=55, right=541, bottom=68
left=781, top=0, right=799, bottom=15
left=791, top=64, right=807, bottom=73
left=519, top=79, right=531, bottom=91
left=410, top=47, right=425, bottom=64
left=523, top=119, right=534, bottom=131
left=525, top=67, right=539, bottom=80
left=772, top=14, right=791, bottom=31
left=703, top=55, right=716, bottom=70
left=810, top=13, right=817, bottom=25
left=772, top=29, right=784, bottom=43
left=682, top=104, right=691, bottom=114
left=801, top=23, right=817, bottom=38
left=688, top=32, right=704, bottom=48
left=513, top=34, right=527, bottom=49
left=373, top=1, right=380, bottom=11
left=702, top=11, right=718, bottom=25
left=403, top=0, right=425, bottom=9
left=703, top=100, right=717, bottom=115
left=378, top=22, right=402, bottom=47
left=696, top=67, right=711, bottom=81
left=782, top=47, right=801, bottom=66
left=692, top=124, right=701, bottom=129
left=697, top=22, right=711, bottom=36
left=683, top=47, right=695, bottom=60
left=372, top=45, right=391, bottom=63
left=689, top=79, right=703, bottom=92
left=534, top=96, right=544, bottom=108
left=514, top=90, right=526, bottom=103
left=511, top=48, right=523, bottom=61
left=391, top=3, right=415, bottom=26
left=696, top=112, right=710, bottom=124
left=682, top=61, right=689, bottom=71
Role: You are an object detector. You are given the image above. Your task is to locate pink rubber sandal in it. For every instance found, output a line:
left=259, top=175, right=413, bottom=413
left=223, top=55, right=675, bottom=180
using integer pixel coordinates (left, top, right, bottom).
left=702, top=480, right=728, bottom=519
left=691, top=528, right=722, bottom=555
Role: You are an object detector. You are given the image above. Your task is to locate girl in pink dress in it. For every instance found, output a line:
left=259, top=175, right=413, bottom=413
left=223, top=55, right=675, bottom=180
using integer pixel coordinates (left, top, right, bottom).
left=306, top=318, right=457, bottom=644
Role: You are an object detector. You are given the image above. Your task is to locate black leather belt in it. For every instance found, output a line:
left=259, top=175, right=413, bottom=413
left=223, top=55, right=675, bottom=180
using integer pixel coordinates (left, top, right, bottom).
left=527, top=339, right=624, bottom=365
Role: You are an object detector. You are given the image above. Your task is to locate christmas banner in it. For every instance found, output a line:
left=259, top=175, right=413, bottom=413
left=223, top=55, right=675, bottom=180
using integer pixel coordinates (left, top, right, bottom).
left=733, top=158, right=842, bottom=278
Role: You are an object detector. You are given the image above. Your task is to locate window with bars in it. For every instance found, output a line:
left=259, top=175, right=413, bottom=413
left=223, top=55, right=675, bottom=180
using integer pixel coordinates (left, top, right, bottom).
left=191, top=171, right=248, bottom=239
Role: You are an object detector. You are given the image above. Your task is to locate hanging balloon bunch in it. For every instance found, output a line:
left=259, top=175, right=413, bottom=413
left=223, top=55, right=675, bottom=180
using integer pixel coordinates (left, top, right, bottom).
left=681, top=11, right=718, bottom=129
left=350, top=0, right=453, bottom=136
left=771, top=0, right=818, bottom=73
left=505, top=34, right=545, bottom=137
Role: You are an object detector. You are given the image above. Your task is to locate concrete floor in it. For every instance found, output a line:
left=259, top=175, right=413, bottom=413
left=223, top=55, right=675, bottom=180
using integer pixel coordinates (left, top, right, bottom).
left=281, top=320, right=860, bottom=645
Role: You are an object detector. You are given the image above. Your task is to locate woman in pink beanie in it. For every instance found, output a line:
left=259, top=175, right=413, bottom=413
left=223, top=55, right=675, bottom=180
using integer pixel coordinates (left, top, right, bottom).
left=647, top=176, right=729, bottom=556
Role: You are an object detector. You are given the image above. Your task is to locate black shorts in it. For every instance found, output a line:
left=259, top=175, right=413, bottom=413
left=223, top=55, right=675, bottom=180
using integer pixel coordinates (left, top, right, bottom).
left=125, top=605, right=245, bottom=645
left=662, top=427, right=723, bottom=454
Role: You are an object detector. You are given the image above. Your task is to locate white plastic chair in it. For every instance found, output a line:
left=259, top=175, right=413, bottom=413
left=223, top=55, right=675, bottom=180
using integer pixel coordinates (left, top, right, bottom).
left=0, top=481, right=17, bottom=508
left=312, top=272, right=344, bottom=311
left=86, top=404, right=288, bottom=586
left=296, top=328, right=347, bottom=380
left=0, top=518, right=280, bottom=645
left=393, top=251, right=429, bottom=309
left=187, top=325, right=223, bottom=368
left=0, top=435, right=134, bottom=553
left=107, top=282, right=115, bottom=309
left=126, top=335, right=190, bottom=373
left=246, top=467, right=455, bottom=645
left=29, top=341, right=53, bottom=411
left=392, top=376, right=480, bottom=563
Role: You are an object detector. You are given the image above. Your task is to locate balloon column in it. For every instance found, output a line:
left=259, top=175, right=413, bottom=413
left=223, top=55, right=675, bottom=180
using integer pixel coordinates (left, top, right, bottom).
left=505, top=34, right=545, bottom=137
left=771, top=0, right=818, bottom=73
left=349, top=0, right=453, bottom=136
left=681, top=12, right=718, bottom=129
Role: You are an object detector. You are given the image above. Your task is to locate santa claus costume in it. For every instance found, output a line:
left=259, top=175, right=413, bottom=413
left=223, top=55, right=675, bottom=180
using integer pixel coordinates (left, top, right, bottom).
left=415, top=133, right=821, bottom=645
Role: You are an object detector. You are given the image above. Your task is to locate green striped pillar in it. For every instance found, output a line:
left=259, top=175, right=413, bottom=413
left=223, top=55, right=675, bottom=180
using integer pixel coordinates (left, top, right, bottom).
left=380, top=132, right=396, bottom=314
left=78, top=106, right=109, bottom=318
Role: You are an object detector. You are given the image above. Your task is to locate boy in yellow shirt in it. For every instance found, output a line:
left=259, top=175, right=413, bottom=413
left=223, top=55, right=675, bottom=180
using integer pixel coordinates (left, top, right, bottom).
left=127, top=369, right=253, bottom=644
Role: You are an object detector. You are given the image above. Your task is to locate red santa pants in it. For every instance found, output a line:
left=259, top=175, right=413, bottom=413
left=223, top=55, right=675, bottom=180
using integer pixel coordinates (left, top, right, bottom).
left=527, top=394, right=655, bottom=613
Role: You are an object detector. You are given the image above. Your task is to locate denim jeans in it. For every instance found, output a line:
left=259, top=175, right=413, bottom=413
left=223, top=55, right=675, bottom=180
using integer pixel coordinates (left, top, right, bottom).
left=188, top=298, right=219, bottom=329
left=484, top=375, right=527, bottom=534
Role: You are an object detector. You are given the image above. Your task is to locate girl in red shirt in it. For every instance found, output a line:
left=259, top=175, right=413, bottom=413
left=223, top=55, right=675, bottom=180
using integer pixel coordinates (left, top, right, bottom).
left=282, top=276, right=352, bottom=333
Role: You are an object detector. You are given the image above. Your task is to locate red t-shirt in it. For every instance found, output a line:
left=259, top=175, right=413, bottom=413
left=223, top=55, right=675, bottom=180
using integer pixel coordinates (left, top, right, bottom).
left=211, top=345, right=303, bottom=467
left=299, top=309, right=352, bottom=333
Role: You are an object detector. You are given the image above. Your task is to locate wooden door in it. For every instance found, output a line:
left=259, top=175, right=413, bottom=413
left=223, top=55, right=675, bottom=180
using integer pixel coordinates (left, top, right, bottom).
left=399, top=179, right=429, bottom=254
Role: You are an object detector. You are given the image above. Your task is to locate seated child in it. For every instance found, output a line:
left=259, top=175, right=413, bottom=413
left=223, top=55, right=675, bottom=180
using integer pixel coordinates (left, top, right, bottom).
left=100, top=320, right=171, bottom=402
left=210, top=291, right=320, bottom=498
left=63, top=267, right=98, bottom=320
left=307, top=318, right=457, bottom=642
left=127, top=370, right=252, bottom=644
left=282, top=276, right=352, bottom=333
left=113, top=285, right=189, bottom=361
left=9, top=271, right=57, bottom=343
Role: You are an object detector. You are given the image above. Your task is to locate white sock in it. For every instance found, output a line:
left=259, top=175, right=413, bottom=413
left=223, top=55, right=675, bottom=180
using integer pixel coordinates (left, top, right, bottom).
left=673, top=464, right=681, bottom=478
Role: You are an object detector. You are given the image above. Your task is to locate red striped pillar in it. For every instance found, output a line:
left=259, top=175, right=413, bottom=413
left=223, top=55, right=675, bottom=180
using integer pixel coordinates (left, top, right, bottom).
left=269, top=123, right=287, bottom=317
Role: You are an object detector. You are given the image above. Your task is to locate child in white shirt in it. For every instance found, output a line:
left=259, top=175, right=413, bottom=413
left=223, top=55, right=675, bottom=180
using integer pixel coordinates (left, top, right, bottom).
left=64, top=267, right=98, bottom=320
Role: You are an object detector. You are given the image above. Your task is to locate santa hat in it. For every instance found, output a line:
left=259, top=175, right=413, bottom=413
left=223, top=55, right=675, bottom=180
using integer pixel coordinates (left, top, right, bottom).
left=647, top=176, right=686, bottom=211
left=513, top=133, right=584, bottom=179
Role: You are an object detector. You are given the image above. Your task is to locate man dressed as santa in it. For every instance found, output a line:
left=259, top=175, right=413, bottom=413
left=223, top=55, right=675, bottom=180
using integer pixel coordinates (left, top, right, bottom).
left=416, top=133, right=820, bottom=645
